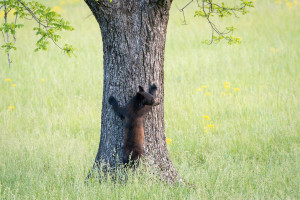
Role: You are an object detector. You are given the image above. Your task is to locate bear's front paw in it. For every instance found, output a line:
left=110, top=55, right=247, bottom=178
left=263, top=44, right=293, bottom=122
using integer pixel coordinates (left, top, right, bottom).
left=150, top=84, right=157, bottom=90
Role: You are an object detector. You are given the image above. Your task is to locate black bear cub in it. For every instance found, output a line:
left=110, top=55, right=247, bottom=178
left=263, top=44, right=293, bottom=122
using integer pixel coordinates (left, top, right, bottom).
left=108, top=84, right=159, bottom=166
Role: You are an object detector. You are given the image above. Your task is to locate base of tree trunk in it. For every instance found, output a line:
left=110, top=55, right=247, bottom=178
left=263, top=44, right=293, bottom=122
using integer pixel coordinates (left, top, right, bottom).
left=87, top=158, right=179, bottom=184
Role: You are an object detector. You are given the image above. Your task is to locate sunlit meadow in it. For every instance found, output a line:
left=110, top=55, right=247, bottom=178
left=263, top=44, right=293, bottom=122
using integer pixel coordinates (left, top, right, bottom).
left=1, top=0, right=299, bottom=199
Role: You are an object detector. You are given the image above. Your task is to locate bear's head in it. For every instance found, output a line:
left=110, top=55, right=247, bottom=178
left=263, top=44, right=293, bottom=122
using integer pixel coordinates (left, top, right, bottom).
left=136, top=86, right=159, bottom=107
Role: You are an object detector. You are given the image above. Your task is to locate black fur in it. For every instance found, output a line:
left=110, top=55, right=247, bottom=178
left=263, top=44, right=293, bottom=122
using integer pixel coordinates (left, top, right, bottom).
left=108, top=96, right=125, bottom=119
left=108, top=84, right=159, bottom=166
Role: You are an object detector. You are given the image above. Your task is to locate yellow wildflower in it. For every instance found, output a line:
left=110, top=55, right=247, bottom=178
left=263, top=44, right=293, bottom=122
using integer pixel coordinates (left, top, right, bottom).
left=286, top=1, right=293, bottom=8
left=8, top=106, right=15, bottom=109
left=201, top=85, right=207, bottom=89
left=166, top=138, right=172, bottom=145
left=234, top=88, right=240, bottom=91
left=40, top=78, right=45, bottom=82
left=0, top=9, right=16, bottom=17
left=12, top=84, right=16, bottom=87
left=270, top=47, right=277, bottom=53
left=205, top=92, right=211, bottom=96
left=224, top=82, right=230, bottom=85
left=197, top=88, right=201, bottom=92
left=203, top=116, right=210, bottom=120
left=224, top=85, right=230, bottom=89
left=52, top=6, right=66, bottom=13
left=52, top=6, right=61, bottom=12
left=208, top=124, right=215, bottom=133
left=5, top=78, right=12, bottom=82
left=294, top=0, right=299, bottom=5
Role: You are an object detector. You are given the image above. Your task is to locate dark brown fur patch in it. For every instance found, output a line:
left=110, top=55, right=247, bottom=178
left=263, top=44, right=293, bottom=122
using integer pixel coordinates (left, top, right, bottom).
left=108, top=84, right=159, bottom=166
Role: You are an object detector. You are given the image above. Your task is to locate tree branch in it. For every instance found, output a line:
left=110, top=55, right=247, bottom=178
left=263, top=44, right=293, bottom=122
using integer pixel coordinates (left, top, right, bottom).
left=16, top=0, right=56, bottom=29
left=13, top=12, right=18, bottom=42
left=177, top=0, right=193, bottom=25
left=1, top=0, right=76, bottom=67
left=4, top=0, right=11, bottom=68
left=178, top=0, right=253, bottom=44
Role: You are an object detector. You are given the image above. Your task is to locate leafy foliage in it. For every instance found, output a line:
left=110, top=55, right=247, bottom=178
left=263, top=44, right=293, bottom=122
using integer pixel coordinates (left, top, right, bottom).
left=180, top=0, right=254, bottom=44
left=0, top=0, right=254, bottom=68
left=0, top=0, right=75, bottom=67
left=198, top=0, right=254, bottom=44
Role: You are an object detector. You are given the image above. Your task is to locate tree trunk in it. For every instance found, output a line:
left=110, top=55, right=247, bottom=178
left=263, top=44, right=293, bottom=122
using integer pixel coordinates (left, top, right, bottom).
left=84, top=0, right=177, bottom=183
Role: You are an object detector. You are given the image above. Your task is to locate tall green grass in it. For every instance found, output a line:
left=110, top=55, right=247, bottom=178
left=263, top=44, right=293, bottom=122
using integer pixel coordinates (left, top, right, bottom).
left=1, top=0, right=299, bottom=199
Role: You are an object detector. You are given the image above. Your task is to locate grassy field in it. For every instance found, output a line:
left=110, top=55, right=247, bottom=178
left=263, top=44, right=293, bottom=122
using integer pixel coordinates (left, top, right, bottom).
left=1, top=0, right=299, bottom=199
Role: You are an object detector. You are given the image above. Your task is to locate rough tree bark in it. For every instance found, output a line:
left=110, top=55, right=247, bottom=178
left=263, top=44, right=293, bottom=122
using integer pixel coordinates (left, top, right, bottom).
left=84, top=0, right=177, bottom=183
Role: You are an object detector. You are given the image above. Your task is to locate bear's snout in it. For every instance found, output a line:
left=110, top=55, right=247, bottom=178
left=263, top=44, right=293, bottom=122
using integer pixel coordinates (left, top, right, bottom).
left=153, top=98, right=160, bottom=106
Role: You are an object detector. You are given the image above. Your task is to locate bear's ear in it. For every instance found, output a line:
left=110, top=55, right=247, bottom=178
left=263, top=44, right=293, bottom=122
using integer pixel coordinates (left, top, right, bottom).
left=136, top=92, right=144, bottom=101
left=138, top=86, right=145, bottom=92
